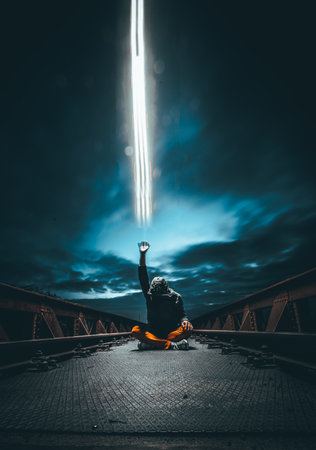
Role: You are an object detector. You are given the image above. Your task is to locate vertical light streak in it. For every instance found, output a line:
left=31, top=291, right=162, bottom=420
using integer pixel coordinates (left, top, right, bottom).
left=131, top=0, right=151, bottom=224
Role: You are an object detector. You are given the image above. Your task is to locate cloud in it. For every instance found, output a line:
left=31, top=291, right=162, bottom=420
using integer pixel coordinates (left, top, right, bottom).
left=0, top=247, right=138, bottom=296
left=167, top=207, right=316, bottom=317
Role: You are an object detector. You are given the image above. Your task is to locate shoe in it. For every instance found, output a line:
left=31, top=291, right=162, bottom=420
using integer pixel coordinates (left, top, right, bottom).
left=170, top=342, right=179, bottom=350
left=137, top=341, right=157, bottom=351
left=173, top=339, right=189, bottom=350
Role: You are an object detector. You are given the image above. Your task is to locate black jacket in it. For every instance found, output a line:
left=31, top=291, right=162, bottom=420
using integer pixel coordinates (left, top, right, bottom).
left=138, top=265, right=188, bottom=336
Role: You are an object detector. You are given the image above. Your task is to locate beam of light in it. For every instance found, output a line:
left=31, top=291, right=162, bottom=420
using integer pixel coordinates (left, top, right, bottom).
left=131, top=0, right=151, bottom=225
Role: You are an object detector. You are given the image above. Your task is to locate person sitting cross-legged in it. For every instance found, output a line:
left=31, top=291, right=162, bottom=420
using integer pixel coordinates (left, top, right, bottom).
left=132, top=241, right=193, bottom=350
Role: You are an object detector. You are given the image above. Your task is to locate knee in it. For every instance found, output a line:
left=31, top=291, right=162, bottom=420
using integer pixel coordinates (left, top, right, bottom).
left=132, top=325, right=141, bottom=336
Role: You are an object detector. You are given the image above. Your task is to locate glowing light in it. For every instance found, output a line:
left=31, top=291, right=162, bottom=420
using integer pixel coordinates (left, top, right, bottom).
left=131, top=0, right=151, bottom=224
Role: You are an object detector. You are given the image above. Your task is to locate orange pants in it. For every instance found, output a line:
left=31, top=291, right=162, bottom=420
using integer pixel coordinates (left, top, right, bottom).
left=132, top=325, right=192, bottom=350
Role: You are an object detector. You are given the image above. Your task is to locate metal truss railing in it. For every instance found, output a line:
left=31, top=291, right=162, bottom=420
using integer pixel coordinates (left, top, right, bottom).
left=0, top=282, right=142, bottom=341
left=192, top=267, right=316, bottom=334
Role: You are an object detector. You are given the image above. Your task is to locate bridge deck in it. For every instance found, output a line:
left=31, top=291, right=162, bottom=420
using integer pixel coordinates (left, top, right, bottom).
left=1, top=338, right=316, bottom=438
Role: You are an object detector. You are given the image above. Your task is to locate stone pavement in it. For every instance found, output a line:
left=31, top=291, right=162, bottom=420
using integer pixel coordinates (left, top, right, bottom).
left=0, top=339, right=316, bottom=435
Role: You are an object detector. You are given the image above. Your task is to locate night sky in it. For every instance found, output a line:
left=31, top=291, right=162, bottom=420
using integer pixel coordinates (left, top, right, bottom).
left=1, top=0, right=315, bottom=323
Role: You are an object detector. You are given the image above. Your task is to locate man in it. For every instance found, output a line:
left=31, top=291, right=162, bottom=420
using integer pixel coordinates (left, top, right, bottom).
left=132, top=241, right=193, bottom=350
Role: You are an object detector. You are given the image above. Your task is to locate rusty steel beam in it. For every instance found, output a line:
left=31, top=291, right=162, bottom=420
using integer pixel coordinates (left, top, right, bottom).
left=193, top=329, right=316, bottom=364
left=40, top=306, right=64, bottom=337
left=0, top=282, right=143, bottom=341
left=192, top=268, right=316, bottom=333
left=222, top=314, right=235, bottom=331
left=0, top=337, right=134, bottom=376
left=0, top=332, right=132, bottom=367
left=95, top=319, right=107, bottom=334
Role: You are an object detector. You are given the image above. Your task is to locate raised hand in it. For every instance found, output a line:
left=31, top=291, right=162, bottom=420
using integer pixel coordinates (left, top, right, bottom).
left=138, top=241, right=150, bottom=253
left=181, top=321, right=193, bottom=332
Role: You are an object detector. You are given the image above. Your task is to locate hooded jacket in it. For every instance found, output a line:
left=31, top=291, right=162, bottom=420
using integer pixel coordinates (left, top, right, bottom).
left=138, top=265, right=188, bottom=335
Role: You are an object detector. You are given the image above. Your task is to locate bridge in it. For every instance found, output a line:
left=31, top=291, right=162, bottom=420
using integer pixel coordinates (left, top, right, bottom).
left=0, top=269, right=316, bottom=449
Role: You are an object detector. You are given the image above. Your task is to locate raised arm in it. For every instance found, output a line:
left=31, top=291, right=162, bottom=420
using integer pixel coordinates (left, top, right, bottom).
left=138, top=241, right=150, bottom=300
left=139, top=241, right=149, bottom=266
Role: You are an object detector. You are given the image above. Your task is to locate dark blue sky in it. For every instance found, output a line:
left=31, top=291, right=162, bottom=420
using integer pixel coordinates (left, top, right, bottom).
left=1, top=0, right=315, bottom=322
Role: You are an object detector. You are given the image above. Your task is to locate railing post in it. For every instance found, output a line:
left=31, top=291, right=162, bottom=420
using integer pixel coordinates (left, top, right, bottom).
left=109, top=321, right=118, bottom=333
left=288, top=300, right=302, bottom=332
left=266, top=291, right=288, bottom=332
left=96, top=319, right=106, bottom=334
left=74, top=312, right=89, bottom=336
left=40, top=306, right=64, bottom=337
left=211, top=317, right=221, bottom=330
left=32, top=313, right=40, bottom=339
left=223, top=314, right=235, bottom=330
left=240, top=306, right=257, bottom=331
